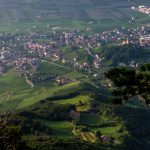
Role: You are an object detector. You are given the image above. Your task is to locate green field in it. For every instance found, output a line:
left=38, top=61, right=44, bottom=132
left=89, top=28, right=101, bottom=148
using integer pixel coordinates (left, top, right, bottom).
left=91, top=127, right=117, bottom=137
left=53, top=95, right=90, bottom=105
left=80, top=113, right=106, bottom=126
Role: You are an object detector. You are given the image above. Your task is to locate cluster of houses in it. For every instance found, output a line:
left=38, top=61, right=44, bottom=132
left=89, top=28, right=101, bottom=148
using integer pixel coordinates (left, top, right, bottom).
left=13, top=57, right=39, bottom=74
left=0, top=39, right=40, bottom=75
left=0, top=47, right=11, bottom=74
left=25, top=42, right=55, bottom=57
left=98, top=26, right=150, bottom=46
left=139, top=35, right=150, bottom=46
left=132, top=6, right=150, bottom=15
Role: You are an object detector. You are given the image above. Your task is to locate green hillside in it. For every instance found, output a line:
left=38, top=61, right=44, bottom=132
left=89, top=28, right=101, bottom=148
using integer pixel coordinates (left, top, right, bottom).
left=0, top=1, right=150, bottom=149
left=0, top=67, right=83, bottom=112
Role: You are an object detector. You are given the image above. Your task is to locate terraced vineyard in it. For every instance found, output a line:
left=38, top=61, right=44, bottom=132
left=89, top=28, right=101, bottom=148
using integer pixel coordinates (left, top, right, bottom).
left=73, top=129, right=97, bottom=143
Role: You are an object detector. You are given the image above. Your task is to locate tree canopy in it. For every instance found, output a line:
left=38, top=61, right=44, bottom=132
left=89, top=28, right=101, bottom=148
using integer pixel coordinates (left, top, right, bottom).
left=104, top=64, right=150, bottom=105
left=0, top=113, right=26, bottom=150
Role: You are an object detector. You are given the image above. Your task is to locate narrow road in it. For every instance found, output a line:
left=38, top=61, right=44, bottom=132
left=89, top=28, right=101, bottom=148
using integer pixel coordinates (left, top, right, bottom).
left=25, top=74, right=34, bottom=88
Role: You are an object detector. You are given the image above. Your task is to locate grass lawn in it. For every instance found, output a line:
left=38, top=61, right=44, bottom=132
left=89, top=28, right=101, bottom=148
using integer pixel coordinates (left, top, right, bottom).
left=91, top=127, right=117, bottom=137
left=76, top=105, right=90, bottom=112
left=80, top=113, right=106, bottom=126
left=53, top=95, right=90, bottom=105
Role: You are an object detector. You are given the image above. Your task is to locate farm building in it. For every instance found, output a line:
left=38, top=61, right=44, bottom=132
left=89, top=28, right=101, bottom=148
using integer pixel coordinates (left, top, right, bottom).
left=139, top=35, right=150, bottom=46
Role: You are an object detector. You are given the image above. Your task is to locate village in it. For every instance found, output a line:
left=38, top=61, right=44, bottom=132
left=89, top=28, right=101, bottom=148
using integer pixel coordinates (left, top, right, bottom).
left=0, top=25, right=150, bottom=83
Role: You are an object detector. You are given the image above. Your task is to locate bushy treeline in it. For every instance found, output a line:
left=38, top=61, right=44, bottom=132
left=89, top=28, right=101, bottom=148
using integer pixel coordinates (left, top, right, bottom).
left=105, top=64, right=150, bottom=105
left=114, top=106, right=150, bottom=150
left=19, top=102, right=75, bottom=121
left=1, top=114, right=52, bottom=136
left=24, top=137, right=113, bottom=150
left=99, top=44, right=150, bottom=66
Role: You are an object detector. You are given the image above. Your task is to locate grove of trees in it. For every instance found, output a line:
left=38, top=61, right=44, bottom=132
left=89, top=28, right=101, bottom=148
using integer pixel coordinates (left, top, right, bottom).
left=105, top=63, right=150, bottom=105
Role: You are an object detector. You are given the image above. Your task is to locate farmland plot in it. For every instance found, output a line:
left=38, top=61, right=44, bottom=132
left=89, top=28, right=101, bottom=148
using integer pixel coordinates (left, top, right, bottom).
left=0, top=0, right=150, bottom=32
left=86, top=8, right=114, bottom=20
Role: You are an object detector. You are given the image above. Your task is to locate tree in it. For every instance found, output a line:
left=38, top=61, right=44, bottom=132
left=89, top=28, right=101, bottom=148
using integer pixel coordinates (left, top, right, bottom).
left=104, top=66, right=150, bottom=105
left=95, top=130, right=101, bottom=138
left=0, top=114, right=27, bottom=150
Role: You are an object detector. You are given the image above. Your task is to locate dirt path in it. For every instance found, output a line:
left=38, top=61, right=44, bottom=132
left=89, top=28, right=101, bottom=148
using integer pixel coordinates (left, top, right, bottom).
left=25, top=74, right=34, bottom=88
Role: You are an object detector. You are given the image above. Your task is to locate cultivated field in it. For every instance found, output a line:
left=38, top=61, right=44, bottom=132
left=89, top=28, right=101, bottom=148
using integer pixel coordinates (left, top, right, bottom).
left=0, top=0, right=150, bottom=32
